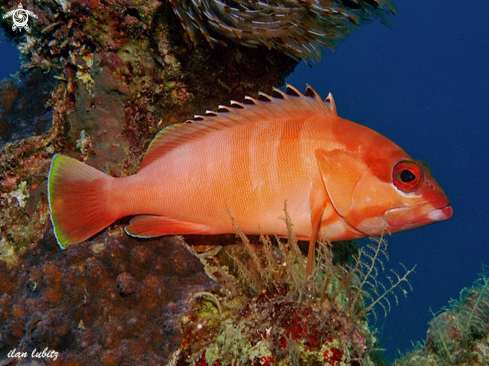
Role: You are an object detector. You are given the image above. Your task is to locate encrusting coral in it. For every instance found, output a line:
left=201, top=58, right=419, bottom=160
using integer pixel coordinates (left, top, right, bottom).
left=170, top=205, right=414, bottom=365
left=0, top=229, right=218, bottom=364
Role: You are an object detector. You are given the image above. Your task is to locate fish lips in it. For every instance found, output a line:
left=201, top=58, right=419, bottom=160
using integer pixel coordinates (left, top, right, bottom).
left=385, top=200, right=453, bottom=230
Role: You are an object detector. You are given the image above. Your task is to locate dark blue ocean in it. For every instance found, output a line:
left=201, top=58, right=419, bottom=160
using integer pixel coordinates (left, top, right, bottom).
left=1, top=0, right=488, bottom=363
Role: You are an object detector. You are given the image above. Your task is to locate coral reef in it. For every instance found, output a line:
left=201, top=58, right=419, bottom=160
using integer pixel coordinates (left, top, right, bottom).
left=0, top=0, right=298, bottom=361
left=393, top=274, right=489, bottom=366
left=170, top=208, right=413, bottom=365
left=0, top=0, right=402, bottom=364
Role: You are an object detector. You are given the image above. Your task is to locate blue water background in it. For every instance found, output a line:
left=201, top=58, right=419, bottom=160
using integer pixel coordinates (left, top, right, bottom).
left=287, top=0, right=489, bottom=361
left=0, top=30, right=21, bottom=78
left=1, top=0, right=489, bottom=363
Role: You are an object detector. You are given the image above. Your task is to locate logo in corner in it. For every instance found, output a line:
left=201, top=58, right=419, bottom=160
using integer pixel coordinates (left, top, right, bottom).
left=3, top=3, right=38, bottom=32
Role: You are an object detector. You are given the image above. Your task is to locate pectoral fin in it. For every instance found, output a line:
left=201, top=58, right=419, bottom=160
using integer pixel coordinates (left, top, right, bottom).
left=306, top=167, right=329, bottom=276
left=306, top=204, right=324, bottom=276
left=125, top=215, right=215, bottom=238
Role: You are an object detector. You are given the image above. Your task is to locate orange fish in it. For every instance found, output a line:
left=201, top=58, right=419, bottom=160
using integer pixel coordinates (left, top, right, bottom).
left=48, top=85, right=452, bottom=275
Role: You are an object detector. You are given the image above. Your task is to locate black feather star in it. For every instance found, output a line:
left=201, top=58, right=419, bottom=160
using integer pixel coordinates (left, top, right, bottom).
left=169, top=0, right=396, bottom=62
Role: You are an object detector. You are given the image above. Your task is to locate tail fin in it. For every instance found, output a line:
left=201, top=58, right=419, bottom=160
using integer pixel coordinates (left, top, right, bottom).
left=48, top=154, right=116, bottom=248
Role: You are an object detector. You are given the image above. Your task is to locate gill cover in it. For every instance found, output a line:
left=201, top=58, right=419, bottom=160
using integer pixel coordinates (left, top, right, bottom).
left=314, top=148, right=367, bottom=237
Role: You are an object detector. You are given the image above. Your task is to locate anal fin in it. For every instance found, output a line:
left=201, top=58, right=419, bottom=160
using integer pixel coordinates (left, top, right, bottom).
left=125, top=215, right=215, bottom=238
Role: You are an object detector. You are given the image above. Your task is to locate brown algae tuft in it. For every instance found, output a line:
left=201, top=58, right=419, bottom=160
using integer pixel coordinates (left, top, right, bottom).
left=170, top=205, right=415, bottom=365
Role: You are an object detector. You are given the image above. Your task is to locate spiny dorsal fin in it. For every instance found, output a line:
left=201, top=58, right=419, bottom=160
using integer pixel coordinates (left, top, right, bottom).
left=139, top=84, right=337, bottom=169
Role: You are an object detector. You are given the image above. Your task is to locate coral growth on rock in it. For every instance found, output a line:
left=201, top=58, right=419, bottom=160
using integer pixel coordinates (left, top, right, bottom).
left=394, top=273, right=489, bottom=366
left=0, top=229, right=217, bottom=364
left=170, top=207, right=413, bottom=365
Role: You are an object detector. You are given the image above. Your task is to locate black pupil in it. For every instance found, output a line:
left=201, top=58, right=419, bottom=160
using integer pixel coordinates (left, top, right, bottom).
left=400, top=169, right=416, bottom=183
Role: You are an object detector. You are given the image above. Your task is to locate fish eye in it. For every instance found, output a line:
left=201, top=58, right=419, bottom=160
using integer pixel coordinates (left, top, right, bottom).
left=393, top=161, right=424, bottom=193
left=400, top=169, right=416, bottom=183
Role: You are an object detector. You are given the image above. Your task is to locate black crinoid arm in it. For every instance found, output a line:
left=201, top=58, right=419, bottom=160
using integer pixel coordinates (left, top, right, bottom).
left=169, top=0, right=396, bottom=62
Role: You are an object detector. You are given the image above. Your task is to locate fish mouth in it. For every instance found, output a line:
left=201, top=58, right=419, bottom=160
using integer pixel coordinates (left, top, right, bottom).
left=386, top=201, right=453, bottom=230
left=405, top=204, right=453, bottom=226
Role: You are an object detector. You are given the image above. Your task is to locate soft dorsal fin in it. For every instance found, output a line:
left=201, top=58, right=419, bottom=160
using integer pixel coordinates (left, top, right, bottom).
left=139, top=84, right=337, bottom=169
